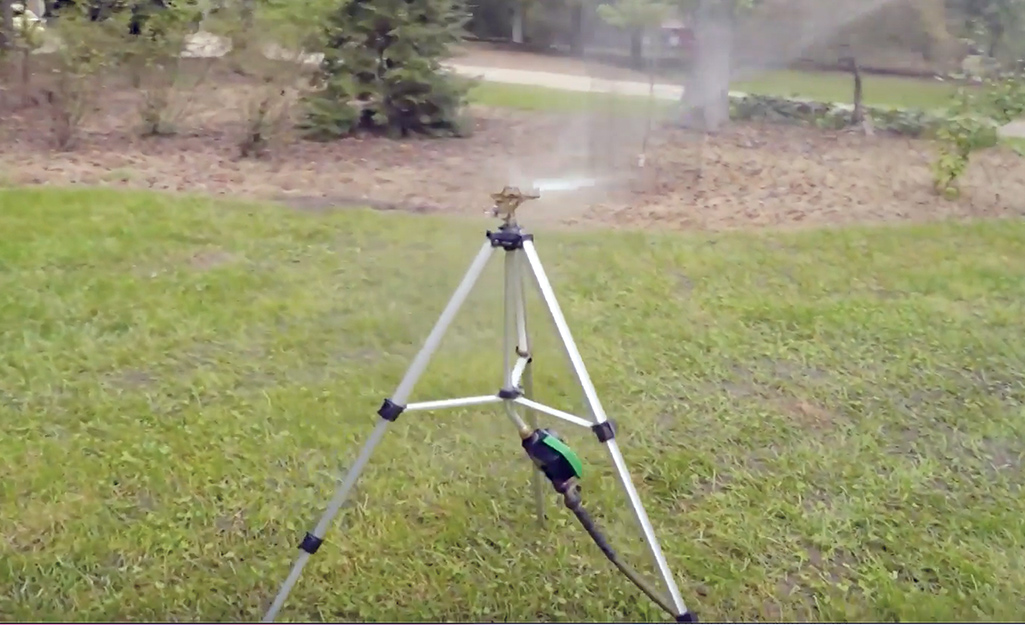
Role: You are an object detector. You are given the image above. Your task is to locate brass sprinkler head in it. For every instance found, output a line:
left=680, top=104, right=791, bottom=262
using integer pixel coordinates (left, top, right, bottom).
left=488, top=185, right=540, bottom=226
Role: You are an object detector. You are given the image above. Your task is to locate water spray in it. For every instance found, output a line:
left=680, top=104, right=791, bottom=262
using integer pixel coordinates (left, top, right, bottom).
left=533, top=176, right=600, bottom=193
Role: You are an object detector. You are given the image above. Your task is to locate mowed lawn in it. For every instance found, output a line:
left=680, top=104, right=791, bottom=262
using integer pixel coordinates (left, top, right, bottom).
left=469, top=68, right=961, bottom=113
left=732, top=69, right=959, bottom=111
left=1, top=188, right=1024, bottom=622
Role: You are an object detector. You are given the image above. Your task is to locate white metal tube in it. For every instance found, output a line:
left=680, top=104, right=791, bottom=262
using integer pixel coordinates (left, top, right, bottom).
left=509, top=356, right=530, bottom=388
left=604, top=438, right=688, bottom=614
left=514, top=250, right=529, bottom=352
left=502, top=401, right=529, bottom=432
left=514, top=249, right=545, bottom=527
left=513, top=397, right=593, bottom=429
left=404, top=395, right=503, bottom=412
left=520, top=240, right=689, bottom=616
left=521, top=240, right=608, bottom=423
left=263, top=239, right=497, bottom=623
left=262, top=418, right=391, bottom=622
left=503, top=250, right=517, bottom=389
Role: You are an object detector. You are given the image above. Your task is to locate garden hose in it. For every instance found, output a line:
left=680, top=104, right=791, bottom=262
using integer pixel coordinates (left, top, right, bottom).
left=560, top=483, right=683, bottom=620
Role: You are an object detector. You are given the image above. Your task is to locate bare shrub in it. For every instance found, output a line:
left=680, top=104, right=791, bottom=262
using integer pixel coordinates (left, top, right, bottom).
left=205, top=0, right=331, bottom=158
left=122, top=3, right=211, bottom=137
left=0, top=41, right=12, bottom=110
left=1, top=0, right=47, bottom=108
left=237, top=79, right=294, bottom=158
left=44, top=9, right=123, bottom=149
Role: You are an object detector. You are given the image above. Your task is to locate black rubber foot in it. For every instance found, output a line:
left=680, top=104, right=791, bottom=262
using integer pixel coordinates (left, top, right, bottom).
left=675, top=612, right=697, bottom=623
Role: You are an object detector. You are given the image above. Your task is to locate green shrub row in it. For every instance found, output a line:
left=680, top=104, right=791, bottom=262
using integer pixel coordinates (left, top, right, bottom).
left=727, top=93, right=946, bottom=137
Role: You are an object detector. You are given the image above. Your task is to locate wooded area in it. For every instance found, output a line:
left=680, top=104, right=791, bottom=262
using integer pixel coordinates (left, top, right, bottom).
left=3, top=0, right=1023, bottom=70
left=0, top=0, right=1022, bottom=198
left=463, top=0, right=1024, bottom=72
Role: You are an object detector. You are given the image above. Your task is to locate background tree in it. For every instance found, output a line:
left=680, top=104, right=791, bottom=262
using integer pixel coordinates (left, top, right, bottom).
left=953, top=0, right=1025, bottom=59
left=205, top=0, right=335, bottom=156
left=466, top=0, right=516, bottom=40
left=932, top=71, right=1025, bottom=197
left=807, top=0, right=958, bottom=71
left=676, top=0, right=958, bottom=132
left=598, top=0, right=671, bottom=158
left=42, top=2, right=125, bottom=148
left=597, top=0, right=672, bottom=69
left=518, top=0, right=577, bottom=50
left=300, top=0, right=473, bottom=139
left=1, top=0, right=14, bottom=51
left=678, top=0, right=752, bottom=132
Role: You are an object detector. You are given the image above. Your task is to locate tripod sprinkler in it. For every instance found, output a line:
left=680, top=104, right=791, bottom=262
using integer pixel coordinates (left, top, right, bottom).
left=261, top=187, right=696, bottom=624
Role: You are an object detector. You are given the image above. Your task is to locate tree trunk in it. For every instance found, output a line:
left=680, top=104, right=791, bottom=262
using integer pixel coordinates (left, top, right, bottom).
left=987, top=22, right=1003, bottom=58
left=680, top=0, right=734, bottom=132
left=569, top=2, right=584, bottom=56
left=629, top=28, right=642, bottom=69
left=511, top=1, right=523, bottom=44
left=19, top=43, right=31, bottom=105
left=241, top=0, right=254, bottom=30
left=1, top=0, right=14, bottom=51
left=224, top=0, right=256, bottom=74
left=848, top=54, right=863, bottom=125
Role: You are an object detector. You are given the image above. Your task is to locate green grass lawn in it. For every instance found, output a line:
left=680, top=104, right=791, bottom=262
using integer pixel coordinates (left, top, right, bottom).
left=2, top=187, right=1025, bottom=622
left=469, top=81, right=662, bottom=113
left=469, top=68, right=961, bottom=113
left=1001, top=136, right=1025, bottom=154
left=732, top=69, right=959, bottom=111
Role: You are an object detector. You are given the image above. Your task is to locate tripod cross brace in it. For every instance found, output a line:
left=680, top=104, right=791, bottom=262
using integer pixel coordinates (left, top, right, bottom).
left=261, top=198, right=696, bottom=623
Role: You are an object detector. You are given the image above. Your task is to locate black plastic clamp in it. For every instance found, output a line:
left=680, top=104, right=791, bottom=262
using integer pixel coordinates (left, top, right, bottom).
left=498, top=387, right=522, bottom=400
left=515, top=346, right=531, bottom=360
left=377, top=398, right=405, bottom=422
left=591, top=420, right=616, bottom=443
left=675, top=612, right=698, bottom=623
left=486, top=227, right=534, bottom=251
left=298, top=532, right=323, bottom=555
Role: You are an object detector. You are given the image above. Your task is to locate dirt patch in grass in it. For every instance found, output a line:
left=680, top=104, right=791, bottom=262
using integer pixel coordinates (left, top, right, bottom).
left=602, top=124, right=1025, bottom=230
left=188, top=249, right=237, bottom=270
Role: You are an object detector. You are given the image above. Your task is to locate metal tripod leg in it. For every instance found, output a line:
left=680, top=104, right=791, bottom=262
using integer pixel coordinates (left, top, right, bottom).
left=507, top=249, right=545, bottom=527
left=519, top=239, right=689, bottom=618
left=501, top=250, right=530, bottom=441
left=261, top=240, right=496, bottom=623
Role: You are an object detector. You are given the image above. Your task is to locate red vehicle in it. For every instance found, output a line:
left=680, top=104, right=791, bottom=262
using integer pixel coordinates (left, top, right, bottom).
left=660, top=18, right=695, bottom=54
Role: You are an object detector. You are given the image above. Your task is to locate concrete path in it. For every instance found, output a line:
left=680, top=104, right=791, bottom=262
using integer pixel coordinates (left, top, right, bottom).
left=999, top=119, right=1025, bottom=141
left=448, top=64, right=687, bottom=100
left=174, top=32, right=692, bottom=99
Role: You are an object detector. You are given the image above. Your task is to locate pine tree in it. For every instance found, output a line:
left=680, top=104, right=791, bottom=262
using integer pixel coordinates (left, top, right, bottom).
left=300, top=0, right=473, bottom=139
